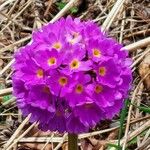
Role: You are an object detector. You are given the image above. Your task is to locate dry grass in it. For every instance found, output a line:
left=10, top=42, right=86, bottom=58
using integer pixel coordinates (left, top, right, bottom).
left=0, top=0, right=150, bottom=150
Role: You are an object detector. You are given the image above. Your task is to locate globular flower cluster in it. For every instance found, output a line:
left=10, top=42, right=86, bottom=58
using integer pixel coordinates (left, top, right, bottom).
left=12, top=16, right=132, bottom=133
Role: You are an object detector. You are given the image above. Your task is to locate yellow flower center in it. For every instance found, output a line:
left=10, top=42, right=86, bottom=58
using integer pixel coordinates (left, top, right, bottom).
left=93, top=48, right=101, bottom=57
left=99, top=67, right=106, bottom=76
left=36, top=69, right=44, bottom=78
left=75, top=84, right=84, bottom=94
left=95, top=85, right=103, bottom=94
left=53, top=42, right=62, bottom=50
left=70, top=59, right=80, bottom=69
left=58, top=76, right=68, bottom=86
left=48, top=57, right=56, bottom=66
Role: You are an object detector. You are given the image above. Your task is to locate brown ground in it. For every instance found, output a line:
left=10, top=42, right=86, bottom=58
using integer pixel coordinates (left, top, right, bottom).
left=0, top=0, right=150, bottom=150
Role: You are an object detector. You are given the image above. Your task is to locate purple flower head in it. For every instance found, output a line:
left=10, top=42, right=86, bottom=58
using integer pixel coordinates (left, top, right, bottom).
left=12, top=16, right=132, bottom=134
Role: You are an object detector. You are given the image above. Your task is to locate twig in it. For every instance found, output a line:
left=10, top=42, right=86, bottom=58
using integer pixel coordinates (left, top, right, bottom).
left=131, top=47, right=150, bottom=69
left=122, top=71, right=150, bottom=150
left=124, top=37, right=150, bottom=51
left=79, top=115, right=150, bottom=139
left=7, top=122, right=37, bottom=150
left=124, top=28, right=150, bottom=38
left=4, top=114, right=31, bottom=149
left=0, top=11, right=32, bottom=32
left=19, top=136, right=67, bottom=143
left=53, top=133, right=68, bottom=150
left=0, top=59, right=15, bottom=77
left=44, top=0, right=54, bottom=16
left=142, top=128, right=150, bottom=143
left=0, top=0, right=33, bottom=34
left=119, top=11, right=126, bottom=43
left=135, top=84, right=143, bottom=147
left=0, top=105, right=16, bottom=115
left=7, top=0, right=20, bottom=16
left=121, top=119, right=150, bottom=145
left=0, top=0, right=16, bottom=11
left=0, top=87, right=13, bottom=96
left=102, top=0, right=126, bottom=31
left=1, top=97, right=16, bottom=107
left=50, top=0, right=78, bottom=23
left=41, top=134, right=54, bottom=150
left=0, top=35, right=31, bottom=53
left=135, top=138, right=150, bottom=150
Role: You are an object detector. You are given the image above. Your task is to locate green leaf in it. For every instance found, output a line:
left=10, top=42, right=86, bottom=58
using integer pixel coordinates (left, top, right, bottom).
left=56, top=2, right=78, bottom=14
left=128, top=137, right=137, bottom=145
left=70, top=7, right=78, bottom=14
left=3, top=95, right=12, bottom=102
left=56, top=2, right=66, bottom=10
left=128, top=129, right=148, bottom=147
left=118, top=100, right=129, bottom=149
left=137, top=106, right=150, bottom=113
left=107, top=143, right=121, bottom=150
left=130, top=102, right=150, bottom=114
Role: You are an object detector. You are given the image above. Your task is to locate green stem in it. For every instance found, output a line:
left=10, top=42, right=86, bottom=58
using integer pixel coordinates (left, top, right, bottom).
left=68, top=133, right=78, bottom=150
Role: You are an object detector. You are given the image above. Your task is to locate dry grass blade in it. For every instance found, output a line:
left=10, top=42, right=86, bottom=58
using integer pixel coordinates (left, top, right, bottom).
left=121, top=119, right=150, bottom=146
left=131, top=47, right=150, bottom=69
left=0, top=35, right=31, bottom=53
left=102, top=0, right=126, bottom=31
left=6, top=122, right=37, bottom=150
left=50, top=0, right=78, bottom=23
left=19, top=137, right=67, bottom=143
left=122, top=71, right=150, bottom=150
left=124, top=37, right=150, bottom=52
left=79, top=115, right=150, bottom=139
left=0, top=0, right=16, bottom=11
left=0, top=0, right=33, bottom=34
left=4, top=114, right=31, bottom=149
left=0, top=87, right=13, bottom=96
left=135, top=138, right=150, bottom=150
left=41, top=133, right=54, bottom=150
left=0, top=59, right=15, bottom=77
left=53, top=133, right=68, bottom=150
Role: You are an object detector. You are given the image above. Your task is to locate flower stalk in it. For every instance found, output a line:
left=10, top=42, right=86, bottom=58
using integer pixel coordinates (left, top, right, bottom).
left=68, top=133, right=78, bottom=150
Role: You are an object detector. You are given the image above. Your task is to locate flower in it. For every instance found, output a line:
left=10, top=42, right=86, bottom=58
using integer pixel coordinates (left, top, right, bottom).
left=65, top=73, right=91, bottom=106
left=87, top=82, right=115, bottom=107
left=46, top=70, right=74, bottom=97
left=67, top=113, right=88, bottom=133
left=74, top=101, right=104, bottom=127
left=63, top=52, right=92, bottom=75
left=95, top=58, right=121, bottom=88
left=12, top=16, right=132, bottom=134
left=88, top=39, right=106, bottom=62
